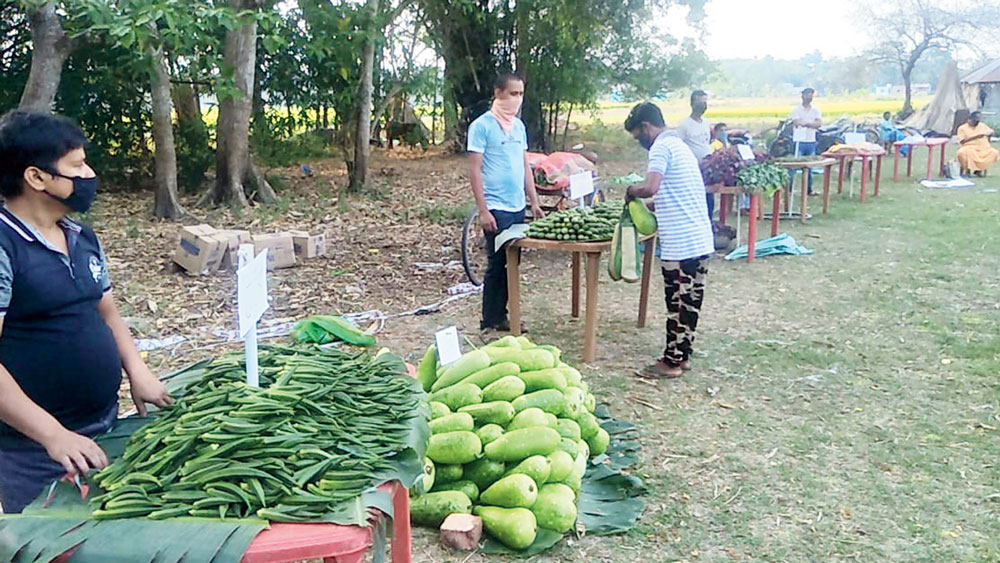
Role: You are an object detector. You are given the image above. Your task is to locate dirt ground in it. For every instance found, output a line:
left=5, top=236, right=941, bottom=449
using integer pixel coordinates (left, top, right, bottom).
left=92, top=131, right=1000, bottom=561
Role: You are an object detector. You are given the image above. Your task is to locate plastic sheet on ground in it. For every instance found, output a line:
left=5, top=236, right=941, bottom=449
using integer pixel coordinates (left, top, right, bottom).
left=725, top=233, right=813, bottom=261
left=920, top=178, right=975, bottom=189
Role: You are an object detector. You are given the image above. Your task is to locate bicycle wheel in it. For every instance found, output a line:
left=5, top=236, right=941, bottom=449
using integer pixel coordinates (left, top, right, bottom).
left=462, top=208, right=488, bottom=286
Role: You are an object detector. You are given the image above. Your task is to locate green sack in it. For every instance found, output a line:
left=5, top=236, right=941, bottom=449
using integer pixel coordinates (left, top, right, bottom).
left=608, top=205, right=641, bottom=283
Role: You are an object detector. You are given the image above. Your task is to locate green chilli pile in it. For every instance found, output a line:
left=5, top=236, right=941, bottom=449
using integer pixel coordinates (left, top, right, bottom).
left=525, top=203, right=619, bottom=242
left=410, top=335, right=610, bottom=551
left=90, top=346, right=423, bottom=522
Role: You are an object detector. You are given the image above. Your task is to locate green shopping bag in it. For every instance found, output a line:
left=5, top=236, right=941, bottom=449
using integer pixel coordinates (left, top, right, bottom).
left=608, top=205, right=641, bottom=283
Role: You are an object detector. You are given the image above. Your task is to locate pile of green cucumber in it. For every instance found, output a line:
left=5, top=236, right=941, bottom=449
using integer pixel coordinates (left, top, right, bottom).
left=90, top=346, right=422, bottom=521
left=526, top=204, right=618, bottom=242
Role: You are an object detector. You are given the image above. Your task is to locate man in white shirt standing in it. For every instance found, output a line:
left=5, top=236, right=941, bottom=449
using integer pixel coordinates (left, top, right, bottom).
left=789, top=87, right=822, bottom=194
left=624, top=103, right=714, bottom=379
left=676, top=90, right=714, bottom=219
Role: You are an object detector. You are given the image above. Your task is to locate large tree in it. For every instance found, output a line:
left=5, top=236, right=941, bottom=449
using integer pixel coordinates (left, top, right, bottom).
left=861, top=0, right=1000, bottom=116
left=421, top=0, right=708, bottom=150
left=18, top=1, right=75, bottom=111
left=211, top=0, right=277, bottom=206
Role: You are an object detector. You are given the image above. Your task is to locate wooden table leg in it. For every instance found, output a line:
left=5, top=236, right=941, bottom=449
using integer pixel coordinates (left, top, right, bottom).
left=837, top=157, right=845, bottom=194
left=747, top=193, right=759, bottom=262
left=940, top=143, right=946, bottom=176
left=771, top=190, right=781, bottom=236
left=823, top=164, right=832, bottom=214
left=799, top=166, right=808, bottom=224
left=907, top=146, right=913, bottom=177
left=506, top=245, right=522, bottom=336
left=874, top=155, right=882, bottom=197
left=391, top=482, right=412, bottom=563
left=893, top=145, right=900, bottom=182
left=719, top=193, right=728, bottom=225
left=571, top=252, right=581, bottom=319
left=583, top=252, right=601, bottom=362
left=925, top=145, right=933, bottom=179
left=860, top=157, right=868, bottom=203
left=637, top=238, right=654, bottom=328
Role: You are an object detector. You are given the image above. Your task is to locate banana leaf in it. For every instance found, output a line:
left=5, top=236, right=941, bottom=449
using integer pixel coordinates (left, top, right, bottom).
left=479, top=404, right=646, bottom=556
left=0, top=517, right=266, bottom=563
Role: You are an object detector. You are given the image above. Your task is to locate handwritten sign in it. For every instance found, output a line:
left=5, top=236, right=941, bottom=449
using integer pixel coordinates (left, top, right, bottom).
left=435, top=326, right=462, bottom=366
left=569, top=171, right=595, bottom=201
left=737, top=145, right=756, bottom=161
left=844, top=132, right=866, bottom=145
left=237, top=248, right=269, bottom=337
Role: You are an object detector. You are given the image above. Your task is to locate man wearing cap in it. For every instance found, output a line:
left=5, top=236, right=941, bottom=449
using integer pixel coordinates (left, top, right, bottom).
left=789, top=87, right=822, bottom=194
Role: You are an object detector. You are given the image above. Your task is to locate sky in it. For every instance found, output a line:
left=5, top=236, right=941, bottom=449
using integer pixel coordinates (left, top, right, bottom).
left=660, top=0, right=869, bottom=61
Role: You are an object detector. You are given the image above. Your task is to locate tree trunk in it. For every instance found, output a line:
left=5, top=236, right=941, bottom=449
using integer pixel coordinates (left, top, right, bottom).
left=349, top=0, right=379, bottom=193
left=901, top=66, right=914, bottom=116
left=19, top=3, right=72, bottom=111
left=149, top=44, right=185, bottom=219
left=211, top=0, right=276, bottom=206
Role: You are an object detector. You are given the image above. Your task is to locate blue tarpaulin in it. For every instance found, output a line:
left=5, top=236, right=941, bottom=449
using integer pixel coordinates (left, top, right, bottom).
left=725, top=233, right=813, bottom=261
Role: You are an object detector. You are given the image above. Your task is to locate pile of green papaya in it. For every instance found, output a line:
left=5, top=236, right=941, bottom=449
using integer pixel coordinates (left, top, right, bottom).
left=410, top=335, right=610, bottom=550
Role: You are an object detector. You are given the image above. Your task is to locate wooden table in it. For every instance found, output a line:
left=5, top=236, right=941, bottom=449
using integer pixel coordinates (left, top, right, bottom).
left=775, top=158, right=837, bottom=221
left=506, top=235, right=656, bottom=362
left=821, top=149, right=886, bottom=203
left=708, top=185, right=772, bottom=263
left=893, top=137, right=948, bottom=181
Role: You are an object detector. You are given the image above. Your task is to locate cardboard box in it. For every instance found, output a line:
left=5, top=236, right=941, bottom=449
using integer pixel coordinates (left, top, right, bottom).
left=289, top=230, right=327, bottom=259
left=217, top=229, right=253, bottom=272
left=173, top=224, right=228, bottom=275
left=252, top=233, right=296, bottom=270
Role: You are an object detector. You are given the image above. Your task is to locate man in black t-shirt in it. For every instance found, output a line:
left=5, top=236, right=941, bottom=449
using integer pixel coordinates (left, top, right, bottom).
left=0, top=111, right=173, bottom=513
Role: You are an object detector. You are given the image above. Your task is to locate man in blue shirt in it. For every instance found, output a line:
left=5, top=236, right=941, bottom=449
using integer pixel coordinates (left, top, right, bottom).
left=0, top=111, right=173, bottom=512
left=468, top=73, right=545, bottom=332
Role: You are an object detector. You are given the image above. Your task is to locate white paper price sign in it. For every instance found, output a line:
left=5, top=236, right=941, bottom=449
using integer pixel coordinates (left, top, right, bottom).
left=844, top=132, right=866, bottom=145
left=237, top=248, right=269, bottom=336
left=792, top=127, right=809, bottom=143
left=435, top=326, right=462, bottom=366
left=737, top=145, right=756, bottom=161
left=237, top=245, right=268, bottom=387
left=569, top=171, right=595, bottom=201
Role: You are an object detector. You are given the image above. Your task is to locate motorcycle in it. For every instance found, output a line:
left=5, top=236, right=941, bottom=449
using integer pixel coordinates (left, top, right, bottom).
left=767, top=117, right=878, bottom=157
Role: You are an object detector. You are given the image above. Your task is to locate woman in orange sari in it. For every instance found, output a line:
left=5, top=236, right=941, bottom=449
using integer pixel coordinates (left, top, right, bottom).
left=957, top=112, right=998, bottom=177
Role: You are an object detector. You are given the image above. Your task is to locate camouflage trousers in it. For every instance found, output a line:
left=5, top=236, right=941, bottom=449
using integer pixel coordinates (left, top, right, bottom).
left=661, top=256, right=709, bottom=367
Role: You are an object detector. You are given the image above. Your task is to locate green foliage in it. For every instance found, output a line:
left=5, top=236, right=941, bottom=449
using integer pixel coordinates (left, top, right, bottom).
left=736, top=162, right=786, bottom=196
left=0, top=4, right=30, bottom=111
left=251, top=129, right=333, bottom=168
left=174, top=118, right=213, bottom=193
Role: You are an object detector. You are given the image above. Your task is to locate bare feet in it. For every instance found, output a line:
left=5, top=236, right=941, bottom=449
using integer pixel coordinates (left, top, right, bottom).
left=680, top=360, right=692, bottom=371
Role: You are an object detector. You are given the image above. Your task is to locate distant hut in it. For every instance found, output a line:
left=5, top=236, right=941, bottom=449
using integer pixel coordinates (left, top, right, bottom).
left=961, top=58, right=1000, bottom=112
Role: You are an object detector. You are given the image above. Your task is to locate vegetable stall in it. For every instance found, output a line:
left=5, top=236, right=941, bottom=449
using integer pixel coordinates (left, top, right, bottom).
left=0, top=317, right=645, bottom=561
left=507, top=201, right=659, bottom=362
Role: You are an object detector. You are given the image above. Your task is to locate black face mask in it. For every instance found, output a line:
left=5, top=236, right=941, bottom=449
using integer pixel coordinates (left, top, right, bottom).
left=45, top=171, right=98, bottom=213
left=693, top=102, right=707, bottom=115
left=638, top=134, right=654, bottom=150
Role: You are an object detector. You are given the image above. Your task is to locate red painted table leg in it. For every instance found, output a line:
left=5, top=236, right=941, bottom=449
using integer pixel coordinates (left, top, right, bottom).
left=940, top=143, right=946, bottom=176
left=719, top=193, right=728, bottom=225
left=907, top=146, right=913, bottom=177
left=874, top=155, right=882, bottom=197
left=926, top=145, right=933, bottom=179
left=799, top=166, right=808, bottom=224
left=860, top=157, right=868, bottom=203
left=771, top=190, right=781, bottom=236
left=747, top=193, right=759, bottom=262
left=893, top=145, right=900, bottom=182
left=391, top=482, right=412, bottom=563
left=837, top=157, right=845, bottom=194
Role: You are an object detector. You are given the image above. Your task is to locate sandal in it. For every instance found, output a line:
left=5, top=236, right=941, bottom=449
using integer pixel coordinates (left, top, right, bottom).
left=635, top=361, right=683, bottom=379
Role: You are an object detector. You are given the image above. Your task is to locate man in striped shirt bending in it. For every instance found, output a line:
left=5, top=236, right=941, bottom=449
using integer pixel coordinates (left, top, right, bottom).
left=624, top=103, right=714, bottom=379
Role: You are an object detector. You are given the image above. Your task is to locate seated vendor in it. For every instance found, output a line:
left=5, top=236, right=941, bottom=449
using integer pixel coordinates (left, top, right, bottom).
left=0, top=111, right=172, bottom=513
left=957, top=112, right=998, bottom=177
